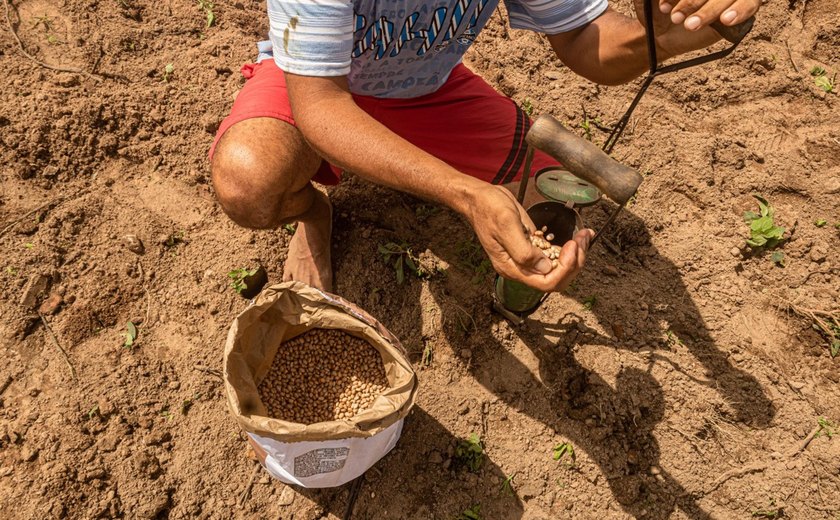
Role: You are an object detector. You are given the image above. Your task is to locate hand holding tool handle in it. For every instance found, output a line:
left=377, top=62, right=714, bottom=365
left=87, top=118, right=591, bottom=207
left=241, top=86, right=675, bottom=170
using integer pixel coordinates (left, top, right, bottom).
left=710, top=17, right=755, bottom=45
left=526, top=114, right=643, bottom=205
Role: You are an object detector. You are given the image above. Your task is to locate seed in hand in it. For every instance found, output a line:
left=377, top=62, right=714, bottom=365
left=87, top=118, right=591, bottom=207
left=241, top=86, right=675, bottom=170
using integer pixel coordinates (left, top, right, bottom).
left=257, top=329, right=390, bottom=424
left=530, top=229, right=563, bottom=269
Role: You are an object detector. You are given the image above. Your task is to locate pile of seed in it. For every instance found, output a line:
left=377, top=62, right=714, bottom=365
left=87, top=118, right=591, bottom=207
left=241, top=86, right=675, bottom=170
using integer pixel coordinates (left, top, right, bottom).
left=257, top=329, right=389, bottom=424
left=530, top=226, right=562, bottom=268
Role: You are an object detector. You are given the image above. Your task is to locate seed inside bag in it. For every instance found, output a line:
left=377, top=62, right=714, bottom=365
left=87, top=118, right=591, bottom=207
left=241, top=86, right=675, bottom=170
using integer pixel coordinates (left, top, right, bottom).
left=257, top=329, right=389, bottom=424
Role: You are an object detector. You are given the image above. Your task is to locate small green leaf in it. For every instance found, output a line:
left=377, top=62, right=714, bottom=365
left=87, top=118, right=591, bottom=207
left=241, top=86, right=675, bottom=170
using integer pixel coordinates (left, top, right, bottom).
left=831, top=339, right=840, bottom=358
left=810, top=66, right=826, bottom=76
left=405, top=255, right=417, bottom=272
left=206, top=10, right=215, bottom=27
left=124, top=321, right=138, bottom=348
left=815, top=74, right=835, bottom=93
left=814, top=219, right=827, bottom=228
left=770, top=251, right=785, bottom=267
left=743, top=210, right=759, bottom=223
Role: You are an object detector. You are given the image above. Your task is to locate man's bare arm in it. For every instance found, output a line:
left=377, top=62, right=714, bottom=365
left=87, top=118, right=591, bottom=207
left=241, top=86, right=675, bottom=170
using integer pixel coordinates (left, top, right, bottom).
left=549, top=0, right=759, bottom=85
left=285, top=73, right=592, bottom=292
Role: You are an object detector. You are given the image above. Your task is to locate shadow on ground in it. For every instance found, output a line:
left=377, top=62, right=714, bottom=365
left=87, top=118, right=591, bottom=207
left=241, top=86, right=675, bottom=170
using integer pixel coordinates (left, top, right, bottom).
left=323, top=182, right=776, bottom=519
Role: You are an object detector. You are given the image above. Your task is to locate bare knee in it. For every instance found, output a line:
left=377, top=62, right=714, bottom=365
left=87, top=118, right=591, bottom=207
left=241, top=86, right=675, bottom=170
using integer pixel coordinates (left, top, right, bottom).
left=211, top=118, right=320, bottom=229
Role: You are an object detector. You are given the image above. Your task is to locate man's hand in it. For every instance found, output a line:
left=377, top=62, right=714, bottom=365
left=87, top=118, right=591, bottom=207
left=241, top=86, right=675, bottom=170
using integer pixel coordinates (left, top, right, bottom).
left=659, top=0, right=759, bottom=31
left=637, top=0, right=760, bottom=58
left=465, top=184, right=593, bottom=292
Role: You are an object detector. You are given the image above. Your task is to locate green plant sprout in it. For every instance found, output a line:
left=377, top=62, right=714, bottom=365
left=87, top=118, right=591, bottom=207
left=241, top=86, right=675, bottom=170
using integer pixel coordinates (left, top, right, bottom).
left=582, top=295, right=597, bottom=310
left=421, top=343, right=433, bottom=367
left=198, top=0, right=215, bottom=27
left=814, top=219, right=827, bottom=228
left=454, top=433, right=484, bottom=472
left=378, top=242, right=427, bottom=284
left=817, top=417, right=836, bottom=439
left=228, top=268, right=258, bottom=294
left=743, top=195, right=785, bottom=249
left=162, top=63, right=174, bottom=83
left=282, top=223, right=297, bottom=235
left=811, top=66, right=835, bottom=93
left=553, top=442, right=576, bottom=466
left=521, top=98, right=534, bottom=117
left=457, top=504, right=482, bottom=520
left=770, top=251, right=785, bottom=268
left=123, top=321, right=138, bottom=348
left=499, top=473, right=516, bottom=496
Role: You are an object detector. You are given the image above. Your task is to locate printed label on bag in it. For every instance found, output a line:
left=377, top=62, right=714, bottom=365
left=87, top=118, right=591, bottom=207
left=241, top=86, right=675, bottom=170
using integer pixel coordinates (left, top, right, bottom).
left=293, top=447, right=350, bottom=477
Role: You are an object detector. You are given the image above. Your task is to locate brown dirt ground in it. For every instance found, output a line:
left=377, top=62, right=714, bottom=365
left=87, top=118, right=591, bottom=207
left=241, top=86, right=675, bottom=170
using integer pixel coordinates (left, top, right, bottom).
left=1, top=0, right=839, bottom=518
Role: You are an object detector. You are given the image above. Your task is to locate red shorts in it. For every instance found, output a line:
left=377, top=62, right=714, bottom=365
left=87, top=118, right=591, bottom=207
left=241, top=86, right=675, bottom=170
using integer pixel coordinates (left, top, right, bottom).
left=210, top=60, right=558, bottom=186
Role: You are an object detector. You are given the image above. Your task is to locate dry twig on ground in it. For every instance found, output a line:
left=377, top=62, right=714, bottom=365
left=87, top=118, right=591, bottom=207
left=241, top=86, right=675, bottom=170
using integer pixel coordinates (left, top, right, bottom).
left=3, top=0, right=103, bottom=81
left=237, top=462, right=261, bottom=508
left=39, top=312, right=77, bottom=381
left=0, top=187, right=92, bottom=239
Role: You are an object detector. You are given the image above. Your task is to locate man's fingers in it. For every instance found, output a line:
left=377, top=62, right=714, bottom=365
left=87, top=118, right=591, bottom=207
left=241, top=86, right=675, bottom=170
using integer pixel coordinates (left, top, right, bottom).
left=660, top=0, right=674, bottom=13
left=671, top=0, right=716, bottom=24
left=716, top=0, right=758, bottom=25
left=682, top=0, right=750, bottom=30
left=504, top=230, right=553, bottom=276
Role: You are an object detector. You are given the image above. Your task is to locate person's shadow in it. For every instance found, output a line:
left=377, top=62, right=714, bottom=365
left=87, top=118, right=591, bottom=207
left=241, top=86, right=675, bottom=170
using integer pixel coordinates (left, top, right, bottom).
left=293, top=407, right=525, bottom=519
left=311, top=178, right=775, bottom=518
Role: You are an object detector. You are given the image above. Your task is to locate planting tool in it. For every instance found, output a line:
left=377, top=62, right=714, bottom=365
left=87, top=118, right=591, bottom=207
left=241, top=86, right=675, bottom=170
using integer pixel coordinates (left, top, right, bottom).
left=495, top=1, right=755, bottom=323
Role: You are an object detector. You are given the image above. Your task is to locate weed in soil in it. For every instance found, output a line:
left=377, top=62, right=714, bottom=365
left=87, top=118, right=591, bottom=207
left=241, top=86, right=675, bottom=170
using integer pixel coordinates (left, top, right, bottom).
left=553, top=442, right=576, bottom=467
left=744, top=195, right=785, bottom=249
left=379, top=242, right=427, bottom=284
left=123, top=321, right=137, bottom=348
left=457, top=504, right=482, bottom=520
left=455, top=433, right=484, bottom=472
left=816, top=417, right=836, bottom=439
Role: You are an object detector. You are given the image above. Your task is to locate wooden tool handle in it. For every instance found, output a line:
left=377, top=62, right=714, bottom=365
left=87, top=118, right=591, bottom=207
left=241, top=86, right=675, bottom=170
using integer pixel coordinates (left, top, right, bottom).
left=710, top=16, right=755, bottom=45
left=526, top=115, right=643, bottom=205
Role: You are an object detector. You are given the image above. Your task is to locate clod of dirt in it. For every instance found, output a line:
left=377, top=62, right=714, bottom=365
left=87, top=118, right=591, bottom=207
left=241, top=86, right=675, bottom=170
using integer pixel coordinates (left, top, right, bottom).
left=459, top=348, right=472, bottom=359
left=238, top=266, right=268, bottom=299
left=19, top=273, right=50, bottom=309
left=38, top=293, right=63, bottom=315
left=122, top=234, right=145, bottom=255
left=19, top=446, right=38, bottom=462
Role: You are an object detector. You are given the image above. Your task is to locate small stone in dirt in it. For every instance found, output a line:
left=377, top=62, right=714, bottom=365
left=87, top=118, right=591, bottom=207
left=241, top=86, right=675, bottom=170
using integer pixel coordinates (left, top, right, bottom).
left=258, top=474, right=270, bottom=484
left=54, top=73, right=80, bottom=88
left=38, top=292, right=62, bottom=315
left=123, top=234, right=145, bottom=255
left=20, top=273, right=49, bottom=309
left=602, top=265, right=619, bottom=276
left=729, top=247, right=741, bottom=258
left=789, top=381, right=805, bottom=390
left=459, top=348, right=472, bottom=359
left=20, top=446, right=38, bottom=462
left=0, top=467, right=12, bottom=478
left=611, top=322, right=625, bottom=340
left=544, top=70, right=563, bottom=80
left=277, top=485, right=296, bottom=506
left=427, top=451, right=443, bottom=464
left=458, top=403, right=470, bottom=415
left=167, top=381, right=180, bottom=390
left=809, top=244, right=827, bottom=263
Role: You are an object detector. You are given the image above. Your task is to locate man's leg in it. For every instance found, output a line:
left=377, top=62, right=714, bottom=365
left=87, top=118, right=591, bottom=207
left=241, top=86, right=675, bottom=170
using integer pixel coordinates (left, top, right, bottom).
left=211, top=116, right=334, bottom=290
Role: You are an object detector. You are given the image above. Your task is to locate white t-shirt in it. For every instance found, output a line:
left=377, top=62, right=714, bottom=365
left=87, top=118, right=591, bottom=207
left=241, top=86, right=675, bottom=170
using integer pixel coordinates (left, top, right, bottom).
left=266, top=0, right=607, bottom=98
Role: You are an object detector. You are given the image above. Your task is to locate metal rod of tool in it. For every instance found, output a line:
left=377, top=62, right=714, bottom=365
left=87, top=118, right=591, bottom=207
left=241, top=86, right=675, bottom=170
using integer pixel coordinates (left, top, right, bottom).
left=592, top=0, right=754, bottom=245
left=516, top=145, right=536, bottom=205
